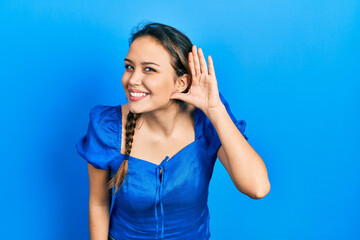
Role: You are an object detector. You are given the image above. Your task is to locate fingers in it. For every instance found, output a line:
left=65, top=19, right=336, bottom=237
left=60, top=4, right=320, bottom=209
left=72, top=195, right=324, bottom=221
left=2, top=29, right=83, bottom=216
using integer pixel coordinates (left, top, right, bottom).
left=192, top=45, right=201, bottom=75
left=188, top=52, right=195, bottom=78
left=191, top=45, right=210, bottom=75
left=208, top=55, right=216, bottom=76
left=198, top=48, right=208, bottom=75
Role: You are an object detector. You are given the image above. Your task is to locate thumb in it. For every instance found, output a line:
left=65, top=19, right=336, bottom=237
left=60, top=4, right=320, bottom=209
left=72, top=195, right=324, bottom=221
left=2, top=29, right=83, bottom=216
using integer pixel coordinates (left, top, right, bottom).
left=170, top=92, right=191, bottom=103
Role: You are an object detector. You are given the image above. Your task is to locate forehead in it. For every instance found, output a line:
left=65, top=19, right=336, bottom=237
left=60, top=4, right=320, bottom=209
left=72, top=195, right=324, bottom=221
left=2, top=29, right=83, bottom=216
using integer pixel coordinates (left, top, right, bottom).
left=126, top=36, right=172, bottom=66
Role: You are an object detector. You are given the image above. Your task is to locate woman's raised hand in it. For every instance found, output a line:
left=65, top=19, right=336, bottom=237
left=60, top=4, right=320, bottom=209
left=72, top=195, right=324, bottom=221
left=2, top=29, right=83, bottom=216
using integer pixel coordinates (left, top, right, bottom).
left=170, top=45, right=223, bottom=116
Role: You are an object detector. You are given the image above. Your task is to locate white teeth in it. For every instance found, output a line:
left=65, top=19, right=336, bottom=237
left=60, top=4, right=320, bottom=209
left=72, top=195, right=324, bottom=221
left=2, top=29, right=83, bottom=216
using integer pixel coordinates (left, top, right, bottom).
left=130, top=92, right=148, bottom=97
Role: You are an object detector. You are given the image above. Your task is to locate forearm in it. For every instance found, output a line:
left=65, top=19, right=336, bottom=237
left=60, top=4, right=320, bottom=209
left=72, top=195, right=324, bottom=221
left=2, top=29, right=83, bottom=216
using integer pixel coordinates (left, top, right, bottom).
left=89, top=203, right=110, bottom=240
left=206, top=104, right=270, bottom=198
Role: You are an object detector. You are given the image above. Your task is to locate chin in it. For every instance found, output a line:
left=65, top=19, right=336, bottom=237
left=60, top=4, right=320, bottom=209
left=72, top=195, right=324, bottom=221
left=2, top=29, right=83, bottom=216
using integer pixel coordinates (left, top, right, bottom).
left=127, top=103, right=147, bottom=114
left=128, top=107, right=143, bottom=115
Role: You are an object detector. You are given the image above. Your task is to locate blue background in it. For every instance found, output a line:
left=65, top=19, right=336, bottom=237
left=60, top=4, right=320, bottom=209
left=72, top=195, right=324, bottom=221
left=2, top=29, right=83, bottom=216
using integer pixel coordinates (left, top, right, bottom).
left=1, top=1, right=359, bottom=239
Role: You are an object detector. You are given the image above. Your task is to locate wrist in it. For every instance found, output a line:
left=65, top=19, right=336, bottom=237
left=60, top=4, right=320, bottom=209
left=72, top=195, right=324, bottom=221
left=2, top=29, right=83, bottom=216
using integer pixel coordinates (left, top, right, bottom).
left=204, top=102, right=226, bottom=120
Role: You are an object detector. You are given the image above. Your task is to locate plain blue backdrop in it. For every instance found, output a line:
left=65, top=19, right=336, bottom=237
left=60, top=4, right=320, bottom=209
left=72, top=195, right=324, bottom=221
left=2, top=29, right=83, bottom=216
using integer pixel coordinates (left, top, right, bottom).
left=1, top=1, right=359, bottom=239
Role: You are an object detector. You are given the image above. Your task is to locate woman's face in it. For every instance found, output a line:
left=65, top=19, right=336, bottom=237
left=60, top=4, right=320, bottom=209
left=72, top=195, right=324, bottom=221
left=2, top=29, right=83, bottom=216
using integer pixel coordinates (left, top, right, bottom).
left=122, top=36, right=179, bottom=114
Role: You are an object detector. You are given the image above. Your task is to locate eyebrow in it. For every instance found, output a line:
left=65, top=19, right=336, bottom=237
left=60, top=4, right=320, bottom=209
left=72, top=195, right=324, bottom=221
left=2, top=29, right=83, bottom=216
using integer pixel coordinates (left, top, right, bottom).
left=124, top=58, right=160, bottom=67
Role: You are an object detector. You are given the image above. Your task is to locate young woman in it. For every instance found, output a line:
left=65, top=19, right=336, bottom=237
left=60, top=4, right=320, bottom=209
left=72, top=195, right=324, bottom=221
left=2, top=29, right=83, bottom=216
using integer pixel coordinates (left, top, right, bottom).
left=76, top=22, right=270, bottom=240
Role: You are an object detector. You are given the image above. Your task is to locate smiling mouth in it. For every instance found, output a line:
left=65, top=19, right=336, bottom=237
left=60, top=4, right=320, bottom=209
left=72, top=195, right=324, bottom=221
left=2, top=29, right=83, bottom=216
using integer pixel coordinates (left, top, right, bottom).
left=129, top=91, right=150, bottom=101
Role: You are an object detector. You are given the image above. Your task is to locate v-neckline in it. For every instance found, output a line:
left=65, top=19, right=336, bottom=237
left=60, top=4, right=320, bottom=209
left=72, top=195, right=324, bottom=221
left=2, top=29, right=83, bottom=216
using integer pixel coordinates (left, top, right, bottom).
left=117, top=105, right=199, bottom=167
left=122, top=140, right=197, bottom=167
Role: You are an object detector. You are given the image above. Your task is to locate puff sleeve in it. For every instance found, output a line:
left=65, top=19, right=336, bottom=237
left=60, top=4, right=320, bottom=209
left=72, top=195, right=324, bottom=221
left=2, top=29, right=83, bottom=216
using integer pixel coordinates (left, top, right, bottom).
left=199, top=92, right=248, bottom=156
left=75, top=105, right=120, bottom=170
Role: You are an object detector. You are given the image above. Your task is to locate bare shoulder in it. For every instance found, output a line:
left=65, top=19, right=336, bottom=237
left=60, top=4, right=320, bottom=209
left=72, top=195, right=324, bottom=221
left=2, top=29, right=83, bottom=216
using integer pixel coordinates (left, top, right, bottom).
left=121, top=103, right=129, bottom=115
left=120, top=103, right=130, bottom=123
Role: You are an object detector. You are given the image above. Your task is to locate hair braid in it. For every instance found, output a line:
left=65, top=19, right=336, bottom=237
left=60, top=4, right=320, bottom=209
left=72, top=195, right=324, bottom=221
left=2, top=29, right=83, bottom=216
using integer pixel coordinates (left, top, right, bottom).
left=107, top=111, right=141, bottom=194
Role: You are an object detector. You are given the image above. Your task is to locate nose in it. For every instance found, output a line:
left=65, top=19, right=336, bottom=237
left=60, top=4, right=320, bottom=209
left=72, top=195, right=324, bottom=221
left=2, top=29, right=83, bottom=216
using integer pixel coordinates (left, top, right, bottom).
left=128, top=70, right=143, bottom=86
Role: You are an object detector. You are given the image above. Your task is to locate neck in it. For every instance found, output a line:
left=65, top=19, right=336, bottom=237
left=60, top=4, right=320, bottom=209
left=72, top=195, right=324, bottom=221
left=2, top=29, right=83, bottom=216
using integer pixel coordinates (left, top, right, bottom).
left=139, top=103, right=192, bottom=138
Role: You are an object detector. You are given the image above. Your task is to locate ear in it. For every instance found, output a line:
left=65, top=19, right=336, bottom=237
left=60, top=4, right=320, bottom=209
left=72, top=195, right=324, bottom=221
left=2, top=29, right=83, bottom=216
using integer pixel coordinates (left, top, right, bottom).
left=174, top=74, right=190, bottom=92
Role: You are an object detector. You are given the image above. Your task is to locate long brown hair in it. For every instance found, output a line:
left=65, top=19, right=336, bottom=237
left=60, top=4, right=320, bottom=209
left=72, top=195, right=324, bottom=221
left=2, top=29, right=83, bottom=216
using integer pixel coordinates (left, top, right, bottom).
left=107, top=22, right=193, bottom=194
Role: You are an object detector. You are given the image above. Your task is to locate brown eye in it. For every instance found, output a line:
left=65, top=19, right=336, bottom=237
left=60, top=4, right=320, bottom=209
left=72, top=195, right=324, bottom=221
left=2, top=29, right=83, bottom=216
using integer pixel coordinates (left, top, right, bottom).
left=125, top=64, right=133, bottom=70
left=145, top=67, right=156, bottom=72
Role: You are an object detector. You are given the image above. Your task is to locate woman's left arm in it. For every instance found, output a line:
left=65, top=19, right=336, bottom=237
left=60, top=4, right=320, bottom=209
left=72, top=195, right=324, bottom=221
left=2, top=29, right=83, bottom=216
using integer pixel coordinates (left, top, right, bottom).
left=207, top=103, right=270, bottom=199
left=170, top=45, right=270, bottom=199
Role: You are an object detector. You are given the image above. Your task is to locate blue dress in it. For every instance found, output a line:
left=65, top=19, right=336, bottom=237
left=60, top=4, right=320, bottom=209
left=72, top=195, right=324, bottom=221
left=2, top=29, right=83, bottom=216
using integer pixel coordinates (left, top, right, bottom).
left=76, top=92, right=248, bottom=240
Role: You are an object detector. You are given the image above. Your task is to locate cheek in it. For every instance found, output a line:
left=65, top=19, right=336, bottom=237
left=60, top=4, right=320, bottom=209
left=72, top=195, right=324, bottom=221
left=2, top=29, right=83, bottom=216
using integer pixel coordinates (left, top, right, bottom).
left=121, top=73, right=127, bottom=85
left=150, top=75, right=176, bottom=92
left=121, top=74, right=129, bottom=90
left=150, top=81, right=173, bottom=97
